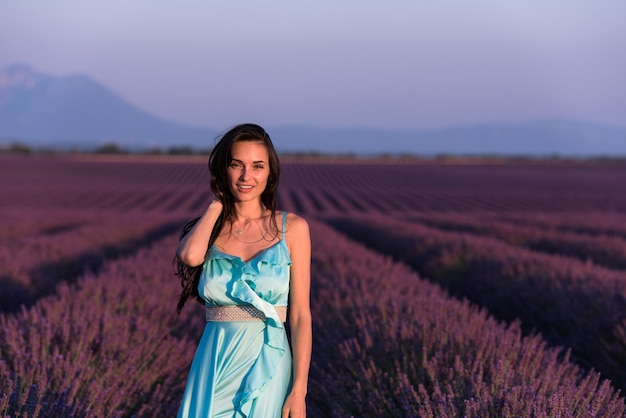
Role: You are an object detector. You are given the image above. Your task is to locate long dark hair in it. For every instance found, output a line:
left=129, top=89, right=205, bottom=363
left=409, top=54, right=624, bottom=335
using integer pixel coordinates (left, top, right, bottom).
left=174, top=123, right=281, bottom=314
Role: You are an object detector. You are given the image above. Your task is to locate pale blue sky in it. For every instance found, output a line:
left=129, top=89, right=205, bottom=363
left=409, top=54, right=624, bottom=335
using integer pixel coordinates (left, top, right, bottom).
left=1, top=1, right=625, bottom=131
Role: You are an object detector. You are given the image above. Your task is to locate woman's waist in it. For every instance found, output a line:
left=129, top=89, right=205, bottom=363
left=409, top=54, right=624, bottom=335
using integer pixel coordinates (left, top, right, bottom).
left=205, top=304, right=287, bottom=322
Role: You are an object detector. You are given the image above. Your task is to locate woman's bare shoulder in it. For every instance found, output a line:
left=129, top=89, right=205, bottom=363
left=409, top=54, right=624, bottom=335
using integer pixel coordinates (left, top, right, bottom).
left=283, top=212, right=311, bottom=265
left=284, top=211, right=308, bottom=228
left=282, top=211, right=310, bottom=239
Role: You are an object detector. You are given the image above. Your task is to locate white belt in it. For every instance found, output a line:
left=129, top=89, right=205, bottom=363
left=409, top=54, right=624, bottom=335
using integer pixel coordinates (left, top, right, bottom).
left=205, top=305, right=287, bottom=322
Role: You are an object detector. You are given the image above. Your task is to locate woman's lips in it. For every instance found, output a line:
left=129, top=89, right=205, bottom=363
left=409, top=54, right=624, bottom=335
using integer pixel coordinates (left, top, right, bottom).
left=236, top=184, right=253, bottom=193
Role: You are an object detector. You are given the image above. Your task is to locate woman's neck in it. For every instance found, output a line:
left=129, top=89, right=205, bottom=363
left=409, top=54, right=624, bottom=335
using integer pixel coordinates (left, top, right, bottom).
left=232, top=201, right=268, bottom=222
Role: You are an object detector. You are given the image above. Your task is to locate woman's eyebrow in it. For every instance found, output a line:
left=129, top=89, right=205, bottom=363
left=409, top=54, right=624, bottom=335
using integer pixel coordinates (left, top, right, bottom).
left=230, top=158, right=266, bottom=164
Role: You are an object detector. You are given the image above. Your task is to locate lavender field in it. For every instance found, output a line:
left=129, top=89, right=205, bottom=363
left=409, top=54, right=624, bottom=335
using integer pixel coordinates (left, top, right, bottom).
left=1, top=154, right=626, bottom=417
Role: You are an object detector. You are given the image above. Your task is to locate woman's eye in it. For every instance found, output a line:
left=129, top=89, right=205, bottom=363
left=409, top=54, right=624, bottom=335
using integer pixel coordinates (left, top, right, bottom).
left=254, top=164, right=265, bottom=169
left=229, top=162, right=242, bottom=168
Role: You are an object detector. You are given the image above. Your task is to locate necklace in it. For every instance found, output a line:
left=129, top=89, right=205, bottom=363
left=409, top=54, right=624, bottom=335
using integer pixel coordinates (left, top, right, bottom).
left=231, top=216, right=277, bottom=243
left=234, top=221, right=250, bottom=235
left=232, top=217, right=257, bottom=239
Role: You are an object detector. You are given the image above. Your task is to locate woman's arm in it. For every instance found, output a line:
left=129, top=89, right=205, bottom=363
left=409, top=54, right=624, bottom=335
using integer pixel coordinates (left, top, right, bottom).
left=176, top=200, right=223, bottom=267
left=283, top=213, right=312, bottom=418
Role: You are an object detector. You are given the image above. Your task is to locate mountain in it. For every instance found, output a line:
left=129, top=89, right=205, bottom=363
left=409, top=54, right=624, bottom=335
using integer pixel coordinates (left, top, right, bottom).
left=1, top=64, right=625, bottom=156
left=0, top=64, right=218, bottom=149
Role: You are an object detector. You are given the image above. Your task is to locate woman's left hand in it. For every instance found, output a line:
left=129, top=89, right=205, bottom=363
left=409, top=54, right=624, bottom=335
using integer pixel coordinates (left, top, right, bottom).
left=282, top=392, right=306, bottom=418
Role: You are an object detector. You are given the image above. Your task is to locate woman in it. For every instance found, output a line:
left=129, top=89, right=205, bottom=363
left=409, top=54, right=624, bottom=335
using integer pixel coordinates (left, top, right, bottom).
left=175, top=124, right=311, bottom=417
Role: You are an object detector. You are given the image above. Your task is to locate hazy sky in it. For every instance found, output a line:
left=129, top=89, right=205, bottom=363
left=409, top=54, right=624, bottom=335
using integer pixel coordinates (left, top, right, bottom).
left=1, top=1, right=625, bottom=131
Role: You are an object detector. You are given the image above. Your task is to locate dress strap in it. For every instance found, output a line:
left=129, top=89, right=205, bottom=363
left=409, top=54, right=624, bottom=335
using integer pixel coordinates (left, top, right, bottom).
left=281, top=211, right=287, bottom=240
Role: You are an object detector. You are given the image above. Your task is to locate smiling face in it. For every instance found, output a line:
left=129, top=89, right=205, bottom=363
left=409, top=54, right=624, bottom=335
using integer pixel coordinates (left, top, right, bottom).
left=227, top=141, right=270, bottom=203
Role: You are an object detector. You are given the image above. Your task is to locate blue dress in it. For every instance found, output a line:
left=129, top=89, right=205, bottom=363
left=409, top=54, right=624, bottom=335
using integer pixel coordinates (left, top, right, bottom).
left=178, top=212, right=292, bottom=418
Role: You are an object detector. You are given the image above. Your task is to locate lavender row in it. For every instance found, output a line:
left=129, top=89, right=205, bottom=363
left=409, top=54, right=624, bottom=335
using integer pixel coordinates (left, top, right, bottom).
left=2, top=219, right=624, bottom=416
left=307, top=221, right=625, bottom=416
left=274, top=160, right=626, bottom=213
left=403, top=211, right=626, bottom=271
left=0, top=156, right=209, bottom=214
left=0, top=210, right=184, bottom=313
left=3, top=156, right=626, bottom=214
left=488, top=211, right=626, bottom=239
left=0, top=232, right=205, bottom=417
left=328, top=215, right=626, bottom=392
left=0, top=210, right=85, bottom=242
left=0, top=184, right=206, bottom=215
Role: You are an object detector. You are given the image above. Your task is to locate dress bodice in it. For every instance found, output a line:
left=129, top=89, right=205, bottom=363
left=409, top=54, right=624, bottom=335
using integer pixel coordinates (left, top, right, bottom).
left=199, top=238, right=292, bottom=308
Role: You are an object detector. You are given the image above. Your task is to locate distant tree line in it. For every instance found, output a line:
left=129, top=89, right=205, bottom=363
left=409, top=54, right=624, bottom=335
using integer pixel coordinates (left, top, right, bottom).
left=0, top=141, right=213, bottom=156
left=2, top=140, right=625, bottom=162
